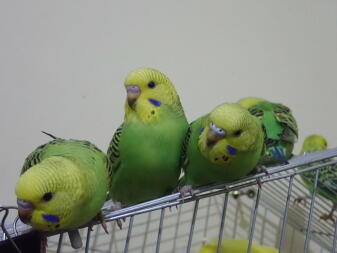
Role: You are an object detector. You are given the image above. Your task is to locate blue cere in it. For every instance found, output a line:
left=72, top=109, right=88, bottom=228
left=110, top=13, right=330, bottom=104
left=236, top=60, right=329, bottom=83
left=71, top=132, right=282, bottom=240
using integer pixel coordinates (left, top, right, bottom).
left=42, top=214, right=60, bottom=223
left=148, top=98, right=161, bottom=107
left=227, top=145, right=237, bottom=155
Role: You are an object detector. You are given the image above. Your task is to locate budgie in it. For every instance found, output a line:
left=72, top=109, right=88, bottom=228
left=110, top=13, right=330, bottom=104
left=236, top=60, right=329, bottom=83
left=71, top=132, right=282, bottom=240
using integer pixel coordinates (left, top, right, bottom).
left=107, top=68, right=188, bottom=206
left=15, top=133, right=109, bottom=232
left=197, top=238, right=277, bottom=253
left=298, top=135, right=337, bottom=223
left=237, top=97, right=298, bottom=165
left=180, top=103, right=264, bottom=189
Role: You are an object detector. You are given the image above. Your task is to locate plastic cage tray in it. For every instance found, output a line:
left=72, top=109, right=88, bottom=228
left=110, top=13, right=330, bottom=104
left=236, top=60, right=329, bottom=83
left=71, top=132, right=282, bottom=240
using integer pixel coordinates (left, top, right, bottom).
left=1, top=148, right=337, bottom=253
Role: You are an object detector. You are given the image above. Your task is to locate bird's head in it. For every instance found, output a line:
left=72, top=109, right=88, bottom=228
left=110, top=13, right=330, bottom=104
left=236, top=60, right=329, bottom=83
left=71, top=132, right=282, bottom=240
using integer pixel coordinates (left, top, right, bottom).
left=123, top=68, right=184, bottom=123
left=198, top=103, right=263, bottom=165
left=301, top=135, right=328, bottom=154
left=15, top=157, right=85, bottom=231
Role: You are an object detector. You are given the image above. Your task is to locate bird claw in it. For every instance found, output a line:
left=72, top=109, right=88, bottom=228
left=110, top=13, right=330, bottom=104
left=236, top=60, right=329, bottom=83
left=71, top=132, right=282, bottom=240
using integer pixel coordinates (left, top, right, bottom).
left=179, top=185, right=195, bottom=200
left=293, top=196, right=309, bottom=206
left=96, top=212, right=109, bottom=234
left=116, top=219, right=123, bottom=230
left=256, top=165, right=268, bottom=174
left=169, top=205, right=179, bottom=212
left=256, top=178, right=263, bottom=188
left=320, top=213, right=336, bottom=224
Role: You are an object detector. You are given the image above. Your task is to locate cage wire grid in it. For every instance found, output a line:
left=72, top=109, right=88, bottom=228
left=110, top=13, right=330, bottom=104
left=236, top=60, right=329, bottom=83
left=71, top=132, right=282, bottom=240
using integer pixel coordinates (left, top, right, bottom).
left=1, top=148, right=337, bottom=253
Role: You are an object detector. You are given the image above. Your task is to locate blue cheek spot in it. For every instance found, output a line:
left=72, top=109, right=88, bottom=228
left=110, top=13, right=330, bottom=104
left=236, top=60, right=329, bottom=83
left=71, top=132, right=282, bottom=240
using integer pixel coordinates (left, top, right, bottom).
left=42, top=214, right=60, bottom=223
left=148, top=98, right=161, bottom=107
left=227, top=145, right=237, bottom=155
left=199, top=128, right=204, bottom=134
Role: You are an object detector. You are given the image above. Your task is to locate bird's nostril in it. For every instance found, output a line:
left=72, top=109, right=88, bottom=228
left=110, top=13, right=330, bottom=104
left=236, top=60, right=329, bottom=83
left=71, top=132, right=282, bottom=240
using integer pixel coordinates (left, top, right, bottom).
left=17, top=199, right=34, bottom=210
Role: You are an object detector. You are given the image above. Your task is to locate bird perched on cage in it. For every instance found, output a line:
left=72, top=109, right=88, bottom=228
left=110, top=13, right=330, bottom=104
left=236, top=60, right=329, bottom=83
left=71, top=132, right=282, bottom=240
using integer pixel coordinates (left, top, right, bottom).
left=297, top=135, right=337, bottom=223
left=179, top=103, right=264, bottom=190
left=237, top=97, right=298, bottom=165
left=107, top=68, right=188, bottom=206
left=15, top=132, right=109, bottom=233
left=197, top=238, right=277, bottom=253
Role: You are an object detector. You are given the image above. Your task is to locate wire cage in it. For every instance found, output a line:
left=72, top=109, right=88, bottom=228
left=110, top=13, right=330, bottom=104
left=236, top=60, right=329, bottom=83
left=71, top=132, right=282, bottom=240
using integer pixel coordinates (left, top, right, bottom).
left=1, top=147, right=337, bottom=253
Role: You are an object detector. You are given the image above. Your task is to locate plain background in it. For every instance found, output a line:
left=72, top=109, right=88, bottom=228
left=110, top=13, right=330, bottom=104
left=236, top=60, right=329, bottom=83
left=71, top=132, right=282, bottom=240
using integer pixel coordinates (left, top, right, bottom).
left=1, top=0, right=336, bottom=209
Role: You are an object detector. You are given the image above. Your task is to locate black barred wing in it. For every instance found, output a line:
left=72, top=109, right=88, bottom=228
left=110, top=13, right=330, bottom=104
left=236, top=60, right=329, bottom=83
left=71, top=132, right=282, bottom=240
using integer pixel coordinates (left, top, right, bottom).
left=248, top=106, right=264, bottom=119
left=21, top=139, right=59, bottom=174
left=180, top=125, right=192, bottom=169
left=107, top=124, right=123, bottom=180
left=302, top=160, right=337, bottom=201
left=273, top=103, right=298, bottom=143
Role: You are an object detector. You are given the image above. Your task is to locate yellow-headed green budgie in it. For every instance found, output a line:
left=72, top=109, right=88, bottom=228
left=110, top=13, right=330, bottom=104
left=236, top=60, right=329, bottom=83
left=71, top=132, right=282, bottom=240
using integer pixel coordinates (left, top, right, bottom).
left=15, top=134, right=109, bottom=232
left=197, top=238, right=278, bottom=253
left=237, top=97, right=298, bottom=165
left=107, top=68, right=188, bottom=206
left=180, top=103, right=264, bottom=188
left=299, top=135, right=337, bottom=223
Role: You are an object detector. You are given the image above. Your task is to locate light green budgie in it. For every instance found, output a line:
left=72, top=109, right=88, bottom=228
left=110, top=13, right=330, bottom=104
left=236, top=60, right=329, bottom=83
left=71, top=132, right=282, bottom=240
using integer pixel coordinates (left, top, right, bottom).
left=107, top=68, right=189, bottom=206
left=15, top=133, right=109, bottom=232
left=298, top=135, right=337, bottom=223
left=237, top=97, right=298, bottom=165
left=180, top=103, right=264, bottom=188
left=197, top=238, right=278, bottom=253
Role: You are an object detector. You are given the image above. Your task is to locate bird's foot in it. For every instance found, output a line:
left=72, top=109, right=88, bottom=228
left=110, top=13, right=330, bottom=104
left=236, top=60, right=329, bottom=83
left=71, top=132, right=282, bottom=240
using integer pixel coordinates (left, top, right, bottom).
left=256, top=178, right=263, bottom=188
left=320, top=213, right=336, bottom=223
left=116, top=218, right=126, bottom=230
left=256, top=165, right=269, bottom=174
left=293, top=196, right=310, bottom=206
left=179, top=185, right=194, bottom=198
left=96, top=212, right=109, bottom=234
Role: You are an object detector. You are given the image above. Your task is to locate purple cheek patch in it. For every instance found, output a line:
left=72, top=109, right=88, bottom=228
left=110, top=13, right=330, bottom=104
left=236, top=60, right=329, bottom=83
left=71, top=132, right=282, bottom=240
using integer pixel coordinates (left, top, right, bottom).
left=42, top=214, right=60, bottom=223
left=148, top=98, right=161, bottom=107
left=227, top=145, right=237, bottom=155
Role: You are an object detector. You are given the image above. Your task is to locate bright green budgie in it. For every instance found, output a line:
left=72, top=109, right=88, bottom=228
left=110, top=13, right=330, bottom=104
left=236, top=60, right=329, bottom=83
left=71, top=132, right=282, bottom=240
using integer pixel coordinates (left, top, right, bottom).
left=197, top=238, right=278, bottom=253
left=298, top=135, right=337, bottom=223
left=180, top=103, right=264, bottom=188
left=237, top=97, right=298, bottom=165
left=107, top=68, right=188, bottom=206
left=15, top=133, right=109, bottom=232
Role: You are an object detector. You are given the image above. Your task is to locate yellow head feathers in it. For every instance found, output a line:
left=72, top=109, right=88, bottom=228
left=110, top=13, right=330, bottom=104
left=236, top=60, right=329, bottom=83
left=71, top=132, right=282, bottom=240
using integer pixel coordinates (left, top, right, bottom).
left=300, top=135, right=328, bottom=154
left=237, top=97, right=266, bottom=109
left=123, top=68, right=184, bottom=123
left=198, top=103, right=262, bottom=165
left=15, top=157, right=87, bottom=231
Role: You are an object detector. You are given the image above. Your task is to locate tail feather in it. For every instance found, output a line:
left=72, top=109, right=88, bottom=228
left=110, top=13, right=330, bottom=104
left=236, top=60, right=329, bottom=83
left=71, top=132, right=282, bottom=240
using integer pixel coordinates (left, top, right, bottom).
left=41, top=131, right=58, bottom=139
left=269, top=146, right=288, bottom=164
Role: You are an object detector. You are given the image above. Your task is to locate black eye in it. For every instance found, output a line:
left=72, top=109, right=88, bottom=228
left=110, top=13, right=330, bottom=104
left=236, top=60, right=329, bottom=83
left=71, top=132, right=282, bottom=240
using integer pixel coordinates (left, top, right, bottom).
left=42, top=192, right=53, bottom=202
left=148, top=81, right=156, bottom=88
left=233, top=130, right=243, bottom=137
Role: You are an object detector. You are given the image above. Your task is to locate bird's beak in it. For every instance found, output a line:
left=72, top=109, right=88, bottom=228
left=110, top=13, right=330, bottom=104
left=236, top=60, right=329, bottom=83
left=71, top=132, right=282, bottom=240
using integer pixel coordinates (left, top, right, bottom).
left=206, top=129, right=224, bottom=147
left=17, top=199, right=34, bottom=223
left=126, top=85, right=141, bottom=109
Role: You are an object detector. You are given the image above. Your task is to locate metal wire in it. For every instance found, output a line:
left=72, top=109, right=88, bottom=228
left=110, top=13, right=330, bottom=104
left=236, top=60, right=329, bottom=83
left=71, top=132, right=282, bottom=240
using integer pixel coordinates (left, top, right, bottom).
left=186, top=199, right=199, bottom=253
left=1, top=148, right=337, bottom=253
left=123, top=216, right=134, bottom=253
left=278, top=175, right=294, bottom=252
left=155, top=208, right=165, bottom=253
left=216, top=193, right=229, bottom=253
left=303, top=169, right=320, bottom=253
left=247, top=186, right=261, bottom=253
left=0, top=206, right=21, bottom=253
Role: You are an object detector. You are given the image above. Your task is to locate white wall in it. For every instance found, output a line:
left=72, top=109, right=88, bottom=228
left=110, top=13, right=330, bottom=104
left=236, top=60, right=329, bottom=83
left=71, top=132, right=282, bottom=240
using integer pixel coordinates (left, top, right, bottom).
left=1, top=0, right=336, bottom=207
